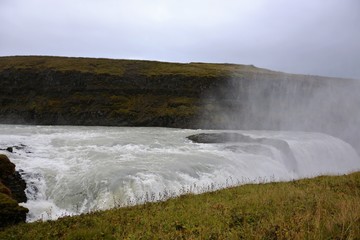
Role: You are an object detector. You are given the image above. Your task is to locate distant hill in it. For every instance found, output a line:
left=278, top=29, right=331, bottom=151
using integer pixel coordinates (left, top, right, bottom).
left=1, top=56, right=359, bottom=151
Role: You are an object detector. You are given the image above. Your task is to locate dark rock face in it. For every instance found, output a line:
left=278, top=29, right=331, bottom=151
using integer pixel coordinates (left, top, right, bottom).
left=0, top=193, right=28, bottom=229
left=187, top=132, right=297, bottom=172
left=1, top=171, right=27, bottom=204
left=0, top=154, right=27, bottom=203
left=0, top=154, right=28, bottom=228
left=0, top=154, right=15, bottom=178
left=187, top=132, right=254, bottom=143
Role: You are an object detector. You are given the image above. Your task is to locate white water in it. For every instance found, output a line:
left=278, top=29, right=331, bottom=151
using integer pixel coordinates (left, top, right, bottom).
left=0, top=125, right=359, bottom=222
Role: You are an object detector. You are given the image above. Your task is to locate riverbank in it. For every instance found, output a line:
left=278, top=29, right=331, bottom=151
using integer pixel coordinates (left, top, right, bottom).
left=1, top=56, right=360, bottom=153
left=1, top=171, right=359, bottom=239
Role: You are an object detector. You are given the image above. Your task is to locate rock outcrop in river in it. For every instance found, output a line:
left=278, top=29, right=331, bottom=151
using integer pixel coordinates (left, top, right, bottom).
left=1, top=56, right=359, bottom=152
left=187, top=132, right=297, bottom=171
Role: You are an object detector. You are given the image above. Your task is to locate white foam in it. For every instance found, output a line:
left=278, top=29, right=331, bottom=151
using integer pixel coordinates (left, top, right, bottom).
left=20, top=200, right=74, bottom=222
left=0, top=125, right=359, bottom=222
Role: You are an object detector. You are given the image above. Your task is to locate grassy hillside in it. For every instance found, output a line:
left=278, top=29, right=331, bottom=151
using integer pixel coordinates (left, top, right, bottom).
left=1, top=172, right=359, bottom=239
left=1, top=55, right=360, bottom=152
left=0, top=55, right=283, bottom=130
left=0, top=56, right=340, bottom=128
left=0, top=56, right=275, bottom=78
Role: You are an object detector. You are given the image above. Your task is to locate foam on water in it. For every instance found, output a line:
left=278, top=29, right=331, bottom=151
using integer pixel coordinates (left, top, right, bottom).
left=0, top=125, right=359, bottom=222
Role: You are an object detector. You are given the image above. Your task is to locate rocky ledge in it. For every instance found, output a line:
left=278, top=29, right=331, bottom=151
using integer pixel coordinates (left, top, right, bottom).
left=0, top=154, right=28, bottom=229
left=187, top=132, right=297, bottom=171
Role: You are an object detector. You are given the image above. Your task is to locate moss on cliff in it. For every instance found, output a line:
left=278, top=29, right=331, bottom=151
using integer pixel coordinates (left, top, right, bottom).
left=0, top=155, right=15, bottom=179
left=0, top=193, right=28, bottom=229
left=0, top=182, right=12, bottom=196
left=0, top=154, right=28, bottom=229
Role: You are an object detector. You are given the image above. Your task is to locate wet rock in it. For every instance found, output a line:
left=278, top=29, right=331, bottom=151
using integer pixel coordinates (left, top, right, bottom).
left=2, top=171, right=28, bottom=203
left=0, top=144, right=27, bottom=153
left=187, top=132, right=298, bottom=172
left=0, top=182, right=12, bottom=196
left=0, top=154, right=27, bottom=203
left=0, top=154, right=28, bottom=228
left=0, top=193, right=28, bottom=229
left=187, top=132, right=253, bottom=143
left=0, top=154, right=16, bottom=178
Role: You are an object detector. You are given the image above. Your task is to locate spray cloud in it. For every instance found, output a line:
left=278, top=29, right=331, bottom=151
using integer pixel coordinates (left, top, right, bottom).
left=200, top=71, right=360, bottom=152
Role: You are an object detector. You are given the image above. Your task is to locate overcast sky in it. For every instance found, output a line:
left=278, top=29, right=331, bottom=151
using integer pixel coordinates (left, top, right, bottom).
left=1, top=0, right=359, bottom=79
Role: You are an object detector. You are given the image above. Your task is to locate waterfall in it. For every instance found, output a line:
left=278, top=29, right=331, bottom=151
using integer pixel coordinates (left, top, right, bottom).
left=1, top=125, right=359, bottom=222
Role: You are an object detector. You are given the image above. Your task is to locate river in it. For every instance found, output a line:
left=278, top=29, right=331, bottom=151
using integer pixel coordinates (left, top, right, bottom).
left=0, top=125, right=359, bottom=222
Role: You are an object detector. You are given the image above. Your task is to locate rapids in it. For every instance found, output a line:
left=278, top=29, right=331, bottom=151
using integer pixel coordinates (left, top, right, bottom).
left=0, top=125, right=359, bottom=222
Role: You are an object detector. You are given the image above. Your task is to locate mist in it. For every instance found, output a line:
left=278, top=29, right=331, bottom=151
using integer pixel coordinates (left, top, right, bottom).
left=200, top=73, right=360, bottom=152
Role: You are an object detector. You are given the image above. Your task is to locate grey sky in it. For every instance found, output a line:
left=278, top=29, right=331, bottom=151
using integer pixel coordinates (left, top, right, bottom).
left=1, top=0, right=359, bottom=79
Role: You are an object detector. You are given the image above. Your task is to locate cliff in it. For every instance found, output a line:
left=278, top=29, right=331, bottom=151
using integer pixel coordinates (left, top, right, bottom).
left=0, top=56, right=270, bottom=127
left=0, top=154, right=28, bottom=228
left=1, top=56, right=359, bottom=151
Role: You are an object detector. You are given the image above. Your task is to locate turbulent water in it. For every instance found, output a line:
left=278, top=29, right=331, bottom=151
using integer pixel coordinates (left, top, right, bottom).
left=0, top=125, right=359, bottom=222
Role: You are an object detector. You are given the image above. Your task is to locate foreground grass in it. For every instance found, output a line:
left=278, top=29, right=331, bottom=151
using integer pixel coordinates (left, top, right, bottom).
left=1, top=172, right=359, bottom=239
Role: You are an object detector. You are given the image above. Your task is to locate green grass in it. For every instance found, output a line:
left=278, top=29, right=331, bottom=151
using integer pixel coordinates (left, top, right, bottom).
left=0, top=56, right=275, bottom=78
left=1, top=172, right=359, bottom=239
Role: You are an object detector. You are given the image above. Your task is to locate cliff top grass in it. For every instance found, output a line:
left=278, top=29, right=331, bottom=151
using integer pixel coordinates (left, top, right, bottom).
left=0, top=55, right=276, bottom=78
left=1, top=172, right=359, bottom=239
